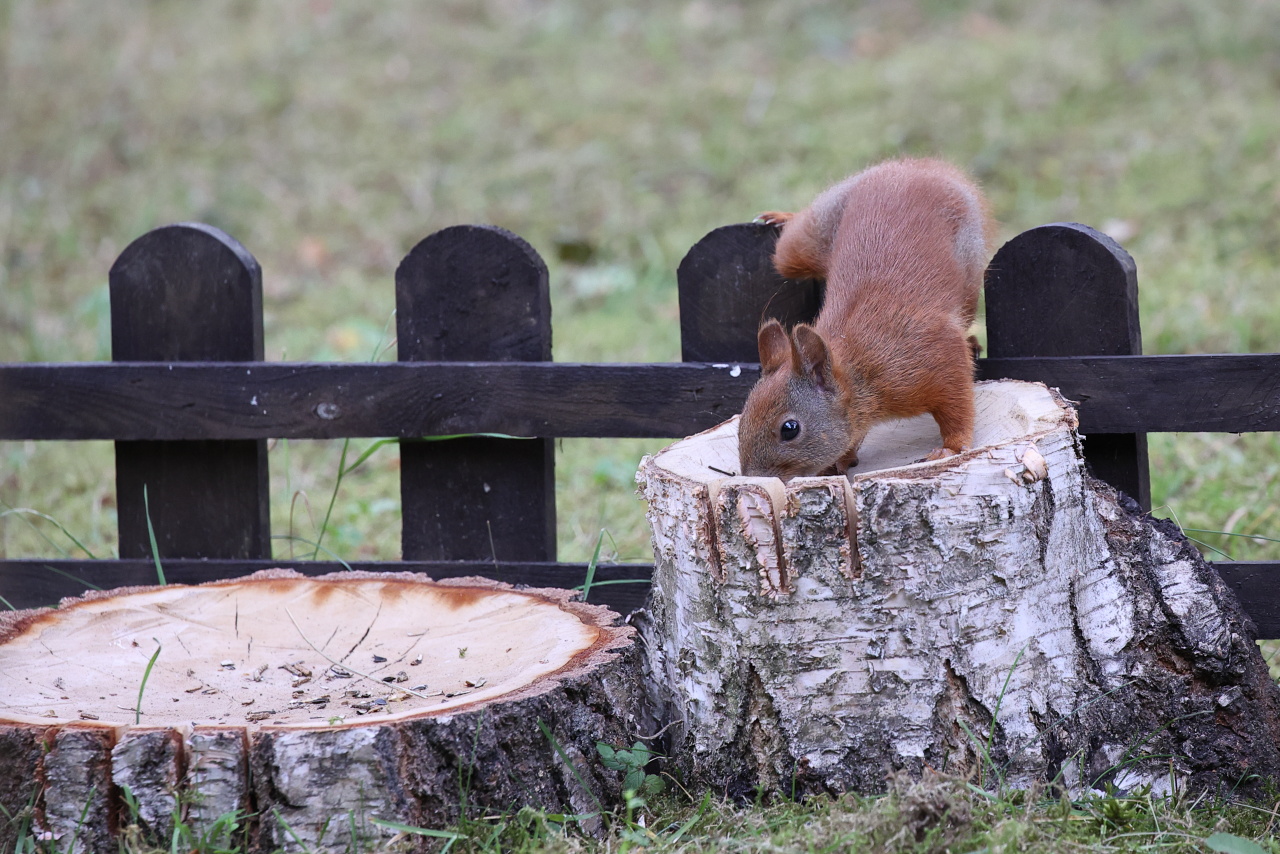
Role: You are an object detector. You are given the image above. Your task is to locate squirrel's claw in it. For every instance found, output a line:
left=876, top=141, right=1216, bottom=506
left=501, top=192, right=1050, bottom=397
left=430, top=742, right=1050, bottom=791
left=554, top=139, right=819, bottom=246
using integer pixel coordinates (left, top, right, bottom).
left=920, top=446, right=964, bottom=463
left=754, top=211, right=794, bottom=227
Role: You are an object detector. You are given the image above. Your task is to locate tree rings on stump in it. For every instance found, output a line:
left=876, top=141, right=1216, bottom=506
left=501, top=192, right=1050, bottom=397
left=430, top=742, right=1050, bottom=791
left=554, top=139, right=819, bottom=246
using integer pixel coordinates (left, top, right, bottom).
left=0, top=570, right=641, bottom=852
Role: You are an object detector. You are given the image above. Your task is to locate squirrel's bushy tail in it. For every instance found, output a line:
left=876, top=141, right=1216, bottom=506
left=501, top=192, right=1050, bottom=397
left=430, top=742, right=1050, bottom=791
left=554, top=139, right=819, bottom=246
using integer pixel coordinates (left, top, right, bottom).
left=770, top=175, right=860, bottom=281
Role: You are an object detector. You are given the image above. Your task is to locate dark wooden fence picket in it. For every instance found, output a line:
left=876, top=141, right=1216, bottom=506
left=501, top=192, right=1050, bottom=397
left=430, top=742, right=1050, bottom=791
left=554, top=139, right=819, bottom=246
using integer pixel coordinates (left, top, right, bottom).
left=984, top=222, right=1151, bottom=509
left=677, top=223, right=822, bottom=363
left=395, top=225, right=557, bottom=564
left=109, top=223, right=271, bottom=560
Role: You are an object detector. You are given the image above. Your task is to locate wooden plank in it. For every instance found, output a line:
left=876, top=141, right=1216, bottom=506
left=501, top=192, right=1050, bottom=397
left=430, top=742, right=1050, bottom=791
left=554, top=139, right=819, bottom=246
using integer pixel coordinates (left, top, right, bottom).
left=977, top=354, right=1280, bottom=433
left=1214, top=562, right=1280, bottom=639
left=4, top=355, right=1280, bottom=440
left=0, top=559, right=653, bottom=616
left=678, top=222, right=822, bottom=363
left=396, top=225, right=557, bottom=562
left=985, top=222, right=1150, bottom=508
left=0, top=361, right=756, bottom=439
left=109, top=223, right=271, bottom=559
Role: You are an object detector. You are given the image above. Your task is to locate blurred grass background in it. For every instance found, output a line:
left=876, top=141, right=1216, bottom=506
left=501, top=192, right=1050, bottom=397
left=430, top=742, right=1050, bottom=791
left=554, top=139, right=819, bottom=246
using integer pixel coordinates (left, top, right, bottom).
left=3, top=0, right=1280, bottom=571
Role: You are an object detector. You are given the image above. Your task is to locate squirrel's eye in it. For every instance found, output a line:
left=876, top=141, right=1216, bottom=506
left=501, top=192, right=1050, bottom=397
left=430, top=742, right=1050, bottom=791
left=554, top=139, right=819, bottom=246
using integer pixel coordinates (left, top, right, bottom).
left=780, top=420, right=801, bottom=441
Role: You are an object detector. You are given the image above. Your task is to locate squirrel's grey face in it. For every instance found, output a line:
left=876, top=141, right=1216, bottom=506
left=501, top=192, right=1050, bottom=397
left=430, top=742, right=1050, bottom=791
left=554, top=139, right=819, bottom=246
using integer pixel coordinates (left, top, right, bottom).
left=738, top=374, right=850, bottom=481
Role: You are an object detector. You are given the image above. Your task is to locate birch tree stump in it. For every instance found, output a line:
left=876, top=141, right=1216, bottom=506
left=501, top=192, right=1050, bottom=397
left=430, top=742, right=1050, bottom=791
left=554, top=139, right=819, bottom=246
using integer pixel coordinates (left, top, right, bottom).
left=636, top=379, right=1280, bottom=798
left=0, top=570, right=641, bottom=853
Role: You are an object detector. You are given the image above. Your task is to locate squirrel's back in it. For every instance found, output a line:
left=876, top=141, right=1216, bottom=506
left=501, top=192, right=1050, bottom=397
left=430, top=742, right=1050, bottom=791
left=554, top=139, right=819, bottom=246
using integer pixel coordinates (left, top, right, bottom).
left=739, top=158, right=996, bottom=479
left=772, top=158, right=993, bottom=306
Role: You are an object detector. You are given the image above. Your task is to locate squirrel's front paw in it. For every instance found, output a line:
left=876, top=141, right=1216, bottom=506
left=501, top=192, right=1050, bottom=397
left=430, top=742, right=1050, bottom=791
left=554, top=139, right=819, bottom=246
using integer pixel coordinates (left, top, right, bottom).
left=754, top=211, right=794, bottom=227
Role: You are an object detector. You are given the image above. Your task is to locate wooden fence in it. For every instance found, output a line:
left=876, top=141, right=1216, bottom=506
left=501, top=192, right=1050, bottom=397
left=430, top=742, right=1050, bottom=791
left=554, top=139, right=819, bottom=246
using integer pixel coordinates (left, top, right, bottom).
left=2, top=221, right=1279, bottom=634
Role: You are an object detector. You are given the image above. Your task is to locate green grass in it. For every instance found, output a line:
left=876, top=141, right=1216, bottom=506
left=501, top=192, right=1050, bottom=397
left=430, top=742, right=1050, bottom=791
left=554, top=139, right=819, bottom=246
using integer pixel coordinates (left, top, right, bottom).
left=3, top=2, right=1280, bottom=843
left=32, top=772, right=1280, bottom=854
left=4, top=0, right=1280, bottom=569
left=0, top=2, right=1273, bottom=567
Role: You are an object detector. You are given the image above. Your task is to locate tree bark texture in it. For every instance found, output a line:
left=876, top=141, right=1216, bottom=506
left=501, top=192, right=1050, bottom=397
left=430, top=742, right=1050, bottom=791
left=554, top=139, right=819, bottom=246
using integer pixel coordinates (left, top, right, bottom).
left=635, top=379, right=1280, bottom=799
left=0, top=571, right=642, bottom=853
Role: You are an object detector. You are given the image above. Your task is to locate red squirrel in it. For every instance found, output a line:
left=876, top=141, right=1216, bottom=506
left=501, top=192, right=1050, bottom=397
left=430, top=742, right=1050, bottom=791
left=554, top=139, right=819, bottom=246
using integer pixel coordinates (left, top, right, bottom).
left=738, top=158, right=995, bottom=481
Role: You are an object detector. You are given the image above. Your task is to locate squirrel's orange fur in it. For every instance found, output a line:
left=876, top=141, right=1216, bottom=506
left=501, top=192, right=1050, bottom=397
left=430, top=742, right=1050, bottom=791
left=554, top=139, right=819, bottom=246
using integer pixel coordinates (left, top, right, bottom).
left=739, top=158, right=996, bottom=481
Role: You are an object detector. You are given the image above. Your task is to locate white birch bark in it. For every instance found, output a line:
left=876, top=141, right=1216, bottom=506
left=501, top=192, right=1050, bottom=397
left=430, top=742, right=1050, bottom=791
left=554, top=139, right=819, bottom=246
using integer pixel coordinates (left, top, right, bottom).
left=636, top=380, right=1280, bottom=797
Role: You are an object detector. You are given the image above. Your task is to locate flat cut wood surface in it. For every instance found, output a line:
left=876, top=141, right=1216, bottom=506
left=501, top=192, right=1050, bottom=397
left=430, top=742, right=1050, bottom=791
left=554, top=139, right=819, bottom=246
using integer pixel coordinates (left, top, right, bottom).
left=653, top=379, right=1071, bottom=483
left=0, top=572, right=606, bottom=729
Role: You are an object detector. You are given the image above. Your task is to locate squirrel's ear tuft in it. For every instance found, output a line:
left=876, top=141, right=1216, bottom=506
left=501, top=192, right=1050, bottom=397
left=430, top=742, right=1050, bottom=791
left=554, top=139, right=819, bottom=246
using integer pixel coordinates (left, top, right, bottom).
left=757, top=319, right=791, bottom=375
left=792, top=324, right=836, bottom=392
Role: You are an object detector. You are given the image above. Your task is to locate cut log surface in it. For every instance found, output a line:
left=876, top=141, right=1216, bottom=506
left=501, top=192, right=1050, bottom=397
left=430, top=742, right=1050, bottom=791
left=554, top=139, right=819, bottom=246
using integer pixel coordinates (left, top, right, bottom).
left=0, top=570, right=641, bottom=852
left=636, top=379, right=1280, bottom=799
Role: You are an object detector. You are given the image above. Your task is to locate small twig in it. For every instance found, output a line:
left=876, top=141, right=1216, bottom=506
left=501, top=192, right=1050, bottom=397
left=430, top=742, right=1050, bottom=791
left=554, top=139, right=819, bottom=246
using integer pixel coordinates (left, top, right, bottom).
left=632, top=715, right=686, bottom=741
left=1263, top=798, right=1280, bottom=836
left=487, top=520, right=499, bottom=573
left=341, top=614, right=377, bottom=663
left=284, top=608, right=441, bottom=702
left=708, top=465, right=738, bottom=477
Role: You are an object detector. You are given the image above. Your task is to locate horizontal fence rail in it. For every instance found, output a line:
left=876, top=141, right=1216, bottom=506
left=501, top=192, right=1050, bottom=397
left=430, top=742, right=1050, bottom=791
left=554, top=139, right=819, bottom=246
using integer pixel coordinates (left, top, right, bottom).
left=3, top=354, right=1280, bottom=441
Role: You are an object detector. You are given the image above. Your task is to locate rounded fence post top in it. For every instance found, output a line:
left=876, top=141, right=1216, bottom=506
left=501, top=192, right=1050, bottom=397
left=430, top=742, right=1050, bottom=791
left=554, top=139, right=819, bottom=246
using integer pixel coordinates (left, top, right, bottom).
left=110, top=221, right=261, bottom=282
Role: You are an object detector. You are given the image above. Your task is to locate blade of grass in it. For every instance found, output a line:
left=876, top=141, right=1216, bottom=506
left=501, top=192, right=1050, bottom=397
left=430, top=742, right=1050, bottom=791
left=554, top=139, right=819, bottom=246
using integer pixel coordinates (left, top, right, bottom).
left=135, top=638, right=162, bottom=724
left=339, top=438, right=398, bottom=477
left=1161, top=507, right=1236, bottom=560
left=578, top=529, right=607, bottom=602
left=571, top=578, right=651, bottom=587
left=410, top=433, right=535, bottom=442
left=143, top=485, right=167, bottom=585
left=273, top=810, right=311, bottom=854
left=986, top=645, right=1026, bottom=767
left=63, top=785, right=97, bottom=854
left=538, top=719, right=605, bottom=817
left=271, top=535, right=355, bottom=571
left=0, top=506, right=100, bottom=559
left=1183, top=535, right=1234, bottom=560
left=667, top=792, right=712, bottom=845
left=36, top=563, right=104, bottom=592
left=1183, top=528, right=1280, bottom=546
left=312, top=439, right=351, bottom=559
left=370, top=818, right=465, bottom=841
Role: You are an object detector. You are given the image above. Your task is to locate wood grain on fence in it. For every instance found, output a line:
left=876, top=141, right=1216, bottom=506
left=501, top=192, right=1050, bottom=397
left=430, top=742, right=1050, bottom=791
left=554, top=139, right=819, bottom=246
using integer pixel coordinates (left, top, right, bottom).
left=109, top=223, right=271, bottom=560
left=986, top=222, right=1150, bottom=508
left=5, top=356, right=1280, bottom=440
left=678, top=222, right=822, bottom=362
left=395, top=225, right=557, bottom=564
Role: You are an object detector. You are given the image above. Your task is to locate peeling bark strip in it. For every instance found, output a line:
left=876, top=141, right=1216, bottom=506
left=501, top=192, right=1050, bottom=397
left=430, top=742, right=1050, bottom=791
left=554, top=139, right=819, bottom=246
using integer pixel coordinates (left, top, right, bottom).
left=636, top=379, right=1280, bottom=799
left=0, top=571, right=642, bottom=853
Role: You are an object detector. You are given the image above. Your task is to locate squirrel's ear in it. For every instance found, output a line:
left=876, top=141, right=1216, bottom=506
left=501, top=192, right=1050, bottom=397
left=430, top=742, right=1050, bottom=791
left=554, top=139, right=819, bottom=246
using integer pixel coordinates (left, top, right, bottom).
left=792, top=324, right=836, bottom=392
left=757, top=319, right=790, bottom=375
